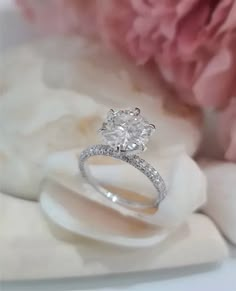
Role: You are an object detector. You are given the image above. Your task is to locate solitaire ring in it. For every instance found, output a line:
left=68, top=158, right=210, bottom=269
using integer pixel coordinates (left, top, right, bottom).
left=79, top=108, right=167, bottom=210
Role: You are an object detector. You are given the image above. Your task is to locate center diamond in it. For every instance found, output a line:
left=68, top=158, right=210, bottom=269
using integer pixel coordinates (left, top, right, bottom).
left=100, top=108, right=155, bottom=153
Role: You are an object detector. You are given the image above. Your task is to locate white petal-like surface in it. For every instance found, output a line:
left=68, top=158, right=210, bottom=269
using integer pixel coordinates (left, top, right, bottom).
left=199, top=159, right=236, bottom=245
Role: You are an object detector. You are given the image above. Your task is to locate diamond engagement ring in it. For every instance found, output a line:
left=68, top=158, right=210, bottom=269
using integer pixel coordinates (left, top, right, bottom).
left=79, top=108, right=167, bottom=210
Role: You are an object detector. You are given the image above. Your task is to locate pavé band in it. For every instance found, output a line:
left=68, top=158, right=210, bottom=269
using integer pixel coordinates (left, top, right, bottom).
left=79, top=144, right=167, bottom=210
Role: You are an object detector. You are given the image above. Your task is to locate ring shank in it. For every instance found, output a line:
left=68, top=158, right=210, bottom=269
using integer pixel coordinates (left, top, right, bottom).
left=79, top=145, right=167, bottom=210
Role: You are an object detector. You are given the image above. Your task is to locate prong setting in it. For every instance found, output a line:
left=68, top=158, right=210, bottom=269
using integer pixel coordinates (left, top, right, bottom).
left=134, top=107, right=141, bottom=116
left=140, top=143, right=147, bottom=152
left=150, top=124, right=156, bottom=130
left=98, top=122, right=107, bottom=133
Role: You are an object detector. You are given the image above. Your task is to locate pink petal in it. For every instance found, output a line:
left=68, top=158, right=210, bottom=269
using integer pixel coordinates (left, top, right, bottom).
left=193, top=49, right=235, bottom=108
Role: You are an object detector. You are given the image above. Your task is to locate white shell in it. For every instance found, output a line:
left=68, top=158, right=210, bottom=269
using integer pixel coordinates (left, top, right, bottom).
left=43, top=147, right=207, bottom=228
left=199, top=159, right=236, bottom=245
left=0, top=37, right=203, bottom=200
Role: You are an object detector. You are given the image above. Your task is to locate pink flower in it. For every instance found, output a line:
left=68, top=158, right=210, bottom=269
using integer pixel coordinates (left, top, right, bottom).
left=97, top=0, right=236, bottom=108
left=16, top=0, right=236, bottom=109
left=218, top=97, right=236, bottom=161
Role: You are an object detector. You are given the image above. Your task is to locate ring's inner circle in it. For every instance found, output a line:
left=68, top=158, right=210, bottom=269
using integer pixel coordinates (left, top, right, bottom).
left=79, top=148, right=166, bottom=213
left=88, top=156, right=157, bottom=200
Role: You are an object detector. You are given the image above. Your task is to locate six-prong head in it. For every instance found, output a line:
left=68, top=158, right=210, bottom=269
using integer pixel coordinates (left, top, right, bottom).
left=133, top=107, right=141, bottom=116
left=99, top=108, right=156, bottom=154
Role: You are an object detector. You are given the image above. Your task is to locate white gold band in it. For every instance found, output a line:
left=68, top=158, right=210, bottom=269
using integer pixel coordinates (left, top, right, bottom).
left=79, top=145, right=167, bottom=210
